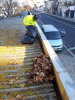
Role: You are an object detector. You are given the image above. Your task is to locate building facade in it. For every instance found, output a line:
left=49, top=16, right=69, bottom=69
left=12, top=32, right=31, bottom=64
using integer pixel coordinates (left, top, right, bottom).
left=58, top=0, right=75, bottom=18
left=27, top=0, right=44, bottom=9
left=58, top=0, right=74, bottom=6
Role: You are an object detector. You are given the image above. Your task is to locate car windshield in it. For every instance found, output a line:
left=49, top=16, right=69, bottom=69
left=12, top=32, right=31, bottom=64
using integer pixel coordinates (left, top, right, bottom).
left=45, top=31, right=61, bottom=40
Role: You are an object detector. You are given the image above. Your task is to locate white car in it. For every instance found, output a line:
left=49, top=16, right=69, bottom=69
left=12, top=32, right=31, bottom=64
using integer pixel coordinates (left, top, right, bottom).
left=41, top=24, right=63, bottom=51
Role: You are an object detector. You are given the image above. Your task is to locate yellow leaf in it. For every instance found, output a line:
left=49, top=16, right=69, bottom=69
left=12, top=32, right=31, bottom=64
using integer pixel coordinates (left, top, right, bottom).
left=8, top=81, right=13, bottom=85
left=18, top=83, right=25, bottom=88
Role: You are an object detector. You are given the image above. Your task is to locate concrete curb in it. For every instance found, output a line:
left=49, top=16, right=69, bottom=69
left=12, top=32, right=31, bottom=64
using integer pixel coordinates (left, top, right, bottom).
left=35, top=22, right=75, bottom=100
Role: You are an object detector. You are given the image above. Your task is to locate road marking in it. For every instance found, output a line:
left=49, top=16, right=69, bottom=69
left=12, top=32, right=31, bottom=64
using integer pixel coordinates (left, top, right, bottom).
left=64, top=45, right=75, bottom=57
left=38, top=18, right=66, bottom=34
left=40, top=16, right=42, bottom=18
left=58, top=28, right=66, bottom=34
left=44, top=15, right=75, bottom=29
left=69, top=47, right=75, bottom=50
left=38, top=19, right=44, bottom=25
left=38, top=19, right=75, bottom=57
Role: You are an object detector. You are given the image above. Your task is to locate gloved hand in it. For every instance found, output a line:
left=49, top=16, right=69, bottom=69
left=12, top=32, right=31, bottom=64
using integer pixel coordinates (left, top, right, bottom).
left=28, top=25, right=33, bottom=27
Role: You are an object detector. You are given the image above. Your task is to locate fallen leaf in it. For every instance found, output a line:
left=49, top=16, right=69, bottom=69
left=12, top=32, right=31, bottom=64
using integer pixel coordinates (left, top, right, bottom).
left=34, top=68, right=37, bottom=72
left=33, top=58, right=37, bottom=62
left=28, top=72, right=34, bottom=79
left=9, top=78, right=16, bottom=82
left=34, top=64, right=38, bottom=68
left=8, top=81, right=13, bottom=85
left=33, top=72, right=38, bottom=76
left=16, top=94, right=21, bottom=99
left=41, top=63, right=46, bottom=67
left=36, top=76, right=43, bottom=82
left=27, top=54, right=53, bottom=84
left=19, top=83, right=25, bottom=88
left=38, top=77, right=43, bottom=82
left=44, top=66, right=49, bottom=70
left=15, top=67, right=17, bottom=69
left=48, top=75, right=55, bottom=80
left=15, top=77, right=18, bottom=80
left=49, top=64, right=52, bottom=67
left=38, top=72, right=45, bottom=77
left=27, top=79, right=33, bottom=85
left=44, top=77, right=49, bottom=82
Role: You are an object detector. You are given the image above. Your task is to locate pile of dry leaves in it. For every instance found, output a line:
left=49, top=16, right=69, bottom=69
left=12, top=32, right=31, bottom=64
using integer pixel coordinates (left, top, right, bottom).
left=27, top=54, right=55, bottom=85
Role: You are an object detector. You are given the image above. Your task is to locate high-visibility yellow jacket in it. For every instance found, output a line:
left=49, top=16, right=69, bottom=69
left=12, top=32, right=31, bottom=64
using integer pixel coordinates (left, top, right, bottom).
left=23, top=15, right=35, bottom=26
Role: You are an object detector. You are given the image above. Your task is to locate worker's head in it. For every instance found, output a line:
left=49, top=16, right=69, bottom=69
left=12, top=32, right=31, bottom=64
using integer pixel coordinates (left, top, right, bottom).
left=33, top=14, right=38, bottom=21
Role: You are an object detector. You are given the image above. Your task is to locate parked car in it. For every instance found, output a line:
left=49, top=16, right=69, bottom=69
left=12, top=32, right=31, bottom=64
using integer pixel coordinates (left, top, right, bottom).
left=41, top=24, right=63, bottom=51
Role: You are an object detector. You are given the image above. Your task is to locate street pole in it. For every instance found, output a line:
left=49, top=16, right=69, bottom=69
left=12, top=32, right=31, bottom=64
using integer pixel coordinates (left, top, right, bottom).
left=10, top=0, right=12, bottom=15
left=74, top=0, right=75, bottom=5
left=74, top=0, right=75, bottom=19
left=44, top=0, right=47, bottom=13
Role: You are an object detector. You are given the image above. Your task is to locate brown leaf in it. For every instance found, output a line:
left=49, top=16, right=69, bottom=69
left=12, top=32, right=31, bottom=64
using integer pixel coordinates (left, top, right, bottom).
left=34, top=68, right=37, bottom=72
left=33, top=76, right=36, bottom=82
left=8, top=81, right=13, bottom=85
left=38, top=77, right=43, bottom=82
left=37, top=67, right=41, bottom=71
left=33, top=72, right=38, bottom=76
left=15, top=77, right=18, bottom=80
left=48, top=69, right=52, bottom=73
left=41, top=63, right=46, bottom=67
left=43, top=55, right=47, bottom=59
left=47, top=56, right=49, bottom=59
left=27, top=79, right=33, bottom=85
left=48, top=75, right=55, bottom=80
left=15, top=67, right=17, bottom=69
left=49, top=64, right=52, bottom=67
left=28, top=72, right=34, bottom=79
left=36, top=76, right=43, bottom=82
left=35, top=76, right=39, bottom=82
left=44, top=66, right=49, bottom=70
left=38, top=53, right=43, bottom=58
left=8, top=78, right=16, bottom=85
left=37, top=55, right=40, bottom=58
left=9, top=78, right=16, bottom=82
left=16, top=94, right=21, bottom=99
left=33, top=57, right=37, bottom=62
left=27, top=54, right=53, bottom=85
left=38, top=72, right=45, bottom=77
left=34, top=64, right=38, bottom=68
left=44, top=77, right=49, bottom=82
left=46, top=71, right=51, bottom=76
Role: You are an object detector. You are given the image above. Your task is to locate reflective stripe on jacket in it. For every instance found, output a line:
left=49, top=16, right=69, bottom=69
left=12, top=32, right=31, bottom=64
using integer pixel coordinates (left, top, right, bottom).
left=23, top=15, right=35, bottom=26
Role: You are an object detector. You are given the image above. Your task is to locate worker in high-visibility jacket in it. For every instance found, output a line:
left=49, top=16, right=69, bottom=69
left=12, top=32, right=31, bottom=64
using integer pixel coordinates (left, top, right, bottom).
left=22, top=14, right=38, bottom=44
left=23, top=14, right=38, bottom=37
left=23, top=14, right=38, bottom=26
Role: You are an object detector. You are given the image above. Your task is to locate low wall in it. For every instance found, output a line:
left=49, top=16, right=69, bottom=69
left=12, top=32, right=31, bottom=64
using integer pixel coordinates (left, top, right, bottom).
left=36, top=22, right=75, bottom=100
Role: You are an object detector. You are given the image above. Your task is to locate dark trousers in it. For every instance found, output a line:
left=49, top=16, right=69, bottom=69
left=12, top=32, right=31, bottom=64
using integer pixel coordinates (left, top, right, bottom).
left=26, top=25, right=37, bottom=38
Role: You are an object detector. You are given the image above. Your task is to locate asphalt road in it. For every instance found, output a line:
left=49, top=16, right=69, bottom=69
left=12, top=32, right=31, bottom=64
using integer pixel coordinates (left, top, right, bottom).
left=36, top=13, right=75, bottom=56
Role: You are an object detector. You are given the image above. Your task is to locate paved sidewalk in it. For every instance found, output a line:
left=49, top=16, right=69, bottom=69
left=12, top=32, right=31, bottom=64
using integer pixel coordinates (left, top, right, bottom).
left=54, top=13, right=75, bottom=20
left=45, top=12, right=75, bottom=22
left=57, top=47, right=75, bottom=83
left=0, top=15, right=26, bottom=46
